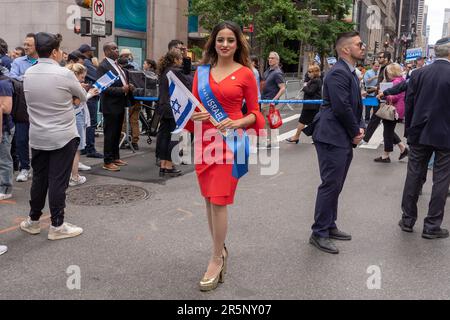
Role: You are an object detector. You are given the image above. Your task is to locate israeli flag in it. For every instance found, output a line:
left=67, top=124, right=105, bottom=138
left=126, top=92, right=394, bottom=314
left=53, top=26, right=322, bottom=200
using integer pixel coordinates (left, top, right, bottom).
left=93, top=71, right=119, bottom=93
left=314, top=54, right=321, bottom=65
left=166, top=70, right=199, bottom=134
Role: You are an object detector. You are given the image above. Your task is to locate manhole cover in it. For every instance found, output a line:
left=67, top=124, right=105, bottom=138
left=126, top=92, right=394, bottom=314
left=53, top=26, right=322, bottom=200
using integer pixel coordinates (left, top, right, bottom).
left=66, top=184, right=150, bottom=206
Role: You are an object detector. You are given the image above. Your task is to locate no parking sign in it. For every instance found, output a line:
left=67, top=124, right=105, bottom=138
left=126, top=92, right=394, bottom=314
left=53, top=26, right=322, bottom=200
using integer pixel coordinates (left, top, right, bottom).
left=92, top=0, right=106, bottom=25
left=91, top=0, right=106, bottom=36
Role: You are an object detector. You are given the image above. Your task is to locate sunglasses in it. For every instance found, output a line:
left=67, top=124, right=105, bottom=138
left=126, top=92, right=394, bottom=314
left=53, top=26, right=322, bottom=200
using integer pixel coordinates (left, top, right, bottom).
left=358, top=42, right=366, bottom=49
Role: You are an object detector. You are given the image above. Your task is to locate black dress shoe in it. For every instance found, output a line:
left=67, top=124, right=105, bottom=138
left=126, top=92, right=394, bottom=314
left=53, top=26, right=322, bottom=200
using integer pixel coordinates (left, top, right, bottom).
left=86, top=152, right=104, bottom=159
left=399, top=148, right=409, bottom=160
left=398, top=219, right=413, bottom=233
left=159, top=167, right=182, bottom=177
left=374, top=156, right=391, bottom=163
left=309, top=234, right=339, bottom=254
left=165, top=167, right=182, bottom=177
left=422, top=228, right=449, bottom=239
left=329, top=228, right=352, bottom=240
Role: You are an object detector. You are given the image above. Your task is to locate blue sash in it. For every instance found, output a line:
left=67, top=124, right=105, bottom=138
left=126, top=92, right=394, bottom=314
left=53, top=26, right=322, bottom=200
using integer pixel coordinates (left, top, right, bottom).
left=197, top=65, right=249, bottom=179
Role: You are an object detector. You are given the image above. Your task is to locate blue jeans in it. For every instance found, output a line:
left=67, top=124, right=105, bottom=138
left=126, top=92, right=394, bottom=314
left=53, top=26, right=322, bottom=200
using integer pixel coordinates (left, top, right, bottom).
left=85, top=98, right=99, bottom=154
left=15, top=122, right=30, bottom=170
left=0, top=129, right=14, bottom=194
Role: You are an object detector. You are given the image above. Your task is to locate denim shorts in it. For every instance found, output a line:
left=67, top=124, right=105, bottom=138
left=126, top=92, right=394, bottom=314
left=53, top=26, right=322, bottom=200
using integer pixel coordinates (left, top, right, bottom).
left=75, top=110, right=86, bottom=151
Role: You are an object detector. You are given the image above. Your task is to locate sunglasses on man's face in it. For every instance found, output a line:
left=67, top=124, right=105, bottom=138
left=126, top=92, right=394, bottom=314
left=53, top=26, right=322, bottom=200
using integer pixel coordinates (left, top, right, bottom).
left=357, top=42, right=366, bottom=49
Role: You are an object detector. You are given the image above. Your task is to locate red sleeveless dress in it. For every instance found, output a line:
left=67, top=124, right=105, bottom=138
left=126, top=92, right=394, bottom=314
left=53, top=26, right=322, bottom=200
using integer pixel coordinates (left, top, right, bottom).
left=185, top=66, right=265, bottom=205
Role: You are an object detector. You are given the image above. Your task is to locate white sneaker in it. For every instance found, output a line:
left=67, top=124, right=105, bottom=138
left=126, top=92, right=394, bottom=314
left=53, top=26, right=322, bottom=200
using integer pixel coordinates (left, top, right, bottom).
left=16, top=169, right=30, bottom=182
left=0, top=193, right=12, bottom=201
left=0, top=245, right=7, bottom=256
left=20, top=217, right=41, bottom=235
left=69, top=175, right=87, bottom=187
left=78, top=162, right=91, bottom=171
left=48, top=222, right=83, bottom=240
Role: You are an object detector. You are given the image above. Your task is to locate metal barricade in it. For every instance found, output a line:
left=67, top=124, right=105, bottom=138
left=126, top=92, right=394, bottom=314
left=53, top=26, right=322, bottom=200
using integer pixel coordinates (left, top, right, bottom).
left=278, top=79, right=303, bottom=111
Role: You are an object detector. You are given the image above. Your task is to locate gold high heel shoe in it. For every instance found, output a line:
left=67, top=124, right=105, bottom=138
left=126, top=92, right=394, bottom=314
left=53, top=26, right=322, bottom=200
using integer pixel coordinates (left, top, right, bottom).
left=199, top=256, right=225, bottom=292
left=223, top=244, right=228, bottom=274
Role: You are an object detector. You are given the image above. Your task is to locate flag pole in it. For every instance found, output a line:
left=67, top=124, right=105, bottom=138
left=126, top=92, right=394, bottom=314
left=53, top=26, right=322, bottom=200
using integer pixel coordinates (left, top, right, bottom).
left=195, top=103, right=228, bottom=136
left=195, top=103, right=220, bottom=127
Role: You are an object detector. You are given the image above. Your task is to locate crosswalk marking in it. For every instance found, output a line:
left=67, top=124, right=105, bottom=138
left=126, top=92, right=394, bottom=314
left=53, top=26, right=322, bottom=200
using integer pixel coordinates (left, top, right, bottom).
left=280, top=114, right=300, bottom=123
left=358, top=124, right=384, bottom=149
left=278, top=129, right=299, bottom=142
left=276, top=113, right=384, bottom=150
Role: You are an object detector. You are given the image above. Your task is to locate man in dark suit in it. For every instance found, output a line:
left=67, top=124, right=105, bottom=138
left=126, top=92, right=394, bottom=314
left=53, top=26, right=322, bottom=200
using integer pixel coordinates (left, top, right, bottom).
left=97, top=42, right=134, bottom=171
left=309, top=31, right=366, bottom=254
left=399, top=37, right=450, bottom=239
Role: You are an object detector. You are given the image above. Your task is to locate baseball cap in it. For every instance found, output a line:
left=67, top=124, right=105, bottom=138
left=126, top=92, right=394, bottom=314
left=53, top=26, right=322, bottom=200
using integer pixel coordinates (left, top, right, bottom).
left=68, top=50, right=85, bottom=62
left=78, top=44, right=96, bottom=53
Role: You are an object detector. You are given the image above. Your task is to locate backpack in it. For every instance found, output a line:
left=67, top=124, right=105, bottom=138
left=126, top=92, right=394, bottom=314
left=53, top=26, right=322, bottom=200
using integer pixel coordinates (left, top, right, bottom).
left=0, top=75, right=28, bottom=123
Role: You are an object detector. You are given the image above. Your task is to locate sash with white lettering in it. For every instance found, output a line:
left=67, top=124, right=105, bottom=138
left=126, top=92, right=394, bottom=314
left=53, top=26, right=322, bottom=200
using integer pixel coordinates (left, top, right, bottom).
left=197, top=65, right=249, bottom=179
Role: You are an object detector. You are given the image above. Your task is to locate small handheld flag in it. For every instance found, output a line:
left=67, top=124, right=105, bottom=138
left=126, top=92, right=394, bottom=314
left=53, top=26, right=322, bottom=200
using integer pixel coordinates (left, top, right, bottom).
left=93, top=71, right=119, bottom=93
left=166, top=70, right=222, bottom=134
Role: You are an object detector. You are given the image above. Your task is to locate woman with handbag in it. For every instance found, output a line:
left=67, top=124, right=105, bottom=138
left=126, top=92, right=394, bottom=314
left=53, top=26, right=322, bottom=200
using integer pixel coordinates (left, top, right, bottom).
left=286, top=64, right=322, bottom=144
left=374, top=63, right=408, bottom=163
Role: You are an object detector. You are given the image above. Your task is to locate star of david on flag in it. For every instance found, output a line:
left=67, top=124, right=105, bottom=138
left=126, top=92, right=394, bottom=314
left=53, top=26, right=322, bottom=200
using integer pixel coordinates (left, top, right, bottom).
left=171, top=98, right=182, bottom=115
left=166, top=71, right=200, bottom=134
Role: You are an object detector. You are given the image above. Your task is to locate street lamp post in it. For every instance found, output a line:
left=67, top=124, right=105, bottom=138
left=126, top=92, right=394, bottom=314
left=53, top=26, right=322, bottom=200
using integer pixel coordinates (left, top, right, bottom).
left=395, top=0, right=404, bottom=60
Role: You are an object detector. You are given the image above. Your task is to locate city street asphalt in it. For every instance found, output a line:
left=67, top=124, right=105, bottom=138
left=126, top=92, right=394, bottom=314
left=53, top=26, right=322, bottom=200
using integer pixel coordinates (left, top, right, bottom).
left=1, top=117, right=449, bottom=300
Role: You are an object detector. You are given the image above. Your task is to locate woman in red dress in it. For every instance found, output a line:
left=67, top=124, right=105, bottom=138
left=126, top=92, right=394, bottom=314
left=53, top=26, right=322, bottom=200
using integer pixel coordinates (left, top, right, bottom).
left=187, top=21, right=265, bottom=291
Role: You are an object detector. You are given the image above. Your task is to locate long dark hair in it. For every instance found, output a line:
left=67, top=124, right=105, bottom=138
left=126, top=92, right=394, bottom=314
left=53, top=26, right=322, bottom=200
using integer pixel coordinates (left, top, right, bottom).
left=201, top=21, right=252, bottom=69
left=156, top=50, right=182, bottom=75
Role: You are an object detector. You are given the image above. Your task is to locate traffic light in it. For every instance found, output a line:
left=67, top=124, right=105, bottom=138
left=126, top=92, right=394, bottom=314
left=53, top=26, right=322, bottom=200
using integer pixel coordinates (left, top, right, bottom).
left=74, top=18, right=112, bottom=37
left=106, top=21, right=113, bottom=36
left=74, top=18, right=90, bottom=36
left=75, top=0, right=92, bottom=9
left=374, top=41, right=379, bottom=51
